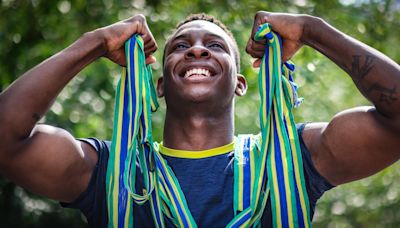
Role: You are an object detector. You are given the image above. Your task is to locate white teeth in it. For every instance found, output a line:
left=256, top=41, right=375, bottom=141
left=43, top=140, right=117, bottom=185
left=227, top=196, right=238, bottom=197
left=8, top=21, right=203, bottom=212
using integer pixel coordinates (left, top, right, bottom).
left=184, top=68, right=211, bottom=78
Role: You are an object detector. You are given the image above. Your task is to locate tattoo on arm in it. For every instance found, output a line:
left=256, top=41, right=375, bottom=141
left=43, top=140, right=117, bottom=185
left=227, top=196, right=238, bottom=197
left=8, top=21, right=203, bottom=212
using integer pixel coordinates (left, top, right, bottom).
left=367, top=83, right=398, bottom=105
left=348, top=54, right=398, bottom=105
left=349, top=55, right=375, bottom=80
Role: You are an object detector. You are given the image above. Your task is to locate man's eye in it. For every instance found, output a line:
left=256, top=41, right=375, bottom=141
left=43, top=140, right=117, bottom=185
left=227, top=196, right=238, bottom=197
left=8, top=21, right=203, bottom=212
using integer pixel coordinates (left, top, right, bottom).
left=176, top=43, right=189, bottom=49
left=209, top=43, right=224, bottom=49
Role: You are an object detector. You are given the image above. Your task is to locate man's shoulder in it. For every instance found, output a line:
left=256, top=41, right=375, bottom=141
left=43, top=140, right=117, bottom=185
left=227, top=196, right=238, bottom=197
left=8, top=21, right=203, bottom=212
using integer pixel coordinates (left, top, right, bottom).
left=79, top=137, right=111, bottom=153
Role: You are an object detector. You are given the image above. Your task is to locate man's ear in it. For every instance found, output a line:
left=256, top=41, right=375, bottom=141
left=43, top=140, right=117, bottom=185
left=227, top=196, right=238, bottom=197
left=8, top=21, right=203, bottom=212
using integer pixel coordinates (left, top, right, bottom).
left=235, top=74, right=247, bottom=96
left=156, top=76, right=164, bottom=97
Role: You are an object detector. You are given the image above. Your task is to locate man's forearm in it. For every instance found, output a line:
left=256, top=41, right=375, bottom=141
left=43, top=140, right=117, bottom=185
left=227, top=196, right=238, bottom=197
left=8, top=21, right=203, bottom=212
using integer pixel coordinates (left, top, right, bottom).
left=0, top=31, right=105, bottom=141
left=304, top=17, right=400, bottom=120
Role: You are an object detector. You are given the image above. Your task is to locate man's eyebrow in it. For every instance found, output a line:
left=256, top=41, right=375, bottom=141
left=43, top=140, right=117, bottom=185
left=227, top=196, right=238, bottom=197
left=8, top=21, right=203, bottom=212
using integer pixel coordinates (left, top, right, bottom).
left=170, top=33, right=190, bottom=42
left=205, top=33, right=225, bottom=40
left=171, top=32, right=226, bottom=42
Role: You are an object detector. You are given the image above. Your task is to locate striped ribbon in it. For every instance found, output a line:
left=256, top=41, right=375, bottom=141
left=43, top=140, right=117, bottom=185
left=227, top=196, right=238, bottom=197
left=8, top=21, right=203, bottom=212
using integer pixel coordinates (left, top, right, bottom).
left=106, top=24, right=309, bottom=228
left=254, top=23, right=310, bottom=228
left=106, top=34, right=160, bottom=228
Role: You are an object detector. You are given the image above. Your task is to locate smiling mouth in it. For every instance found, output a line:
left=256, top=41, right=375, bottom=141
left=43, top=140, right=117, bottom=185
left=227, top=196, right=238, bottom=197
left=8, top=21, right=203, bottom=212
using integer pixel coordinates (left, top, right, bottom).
left=183, top=68, right=212, bottom=79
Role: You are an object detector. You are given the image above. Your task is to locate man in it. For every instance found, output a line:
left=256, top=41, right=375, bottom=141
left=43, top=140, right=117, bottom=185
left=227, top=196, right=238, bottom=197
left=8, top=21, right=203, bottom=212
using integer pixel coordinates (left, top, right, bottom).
left=0, top=11, right=399, bottom=227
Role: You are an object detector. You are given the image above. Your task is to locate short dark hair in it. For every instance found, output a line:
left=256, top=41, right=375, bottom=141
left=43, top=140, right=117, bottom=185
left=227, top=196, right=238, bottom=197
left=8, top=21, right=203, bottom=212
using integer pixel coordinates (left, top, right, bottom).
left=163, top=13, right=240, bottom=72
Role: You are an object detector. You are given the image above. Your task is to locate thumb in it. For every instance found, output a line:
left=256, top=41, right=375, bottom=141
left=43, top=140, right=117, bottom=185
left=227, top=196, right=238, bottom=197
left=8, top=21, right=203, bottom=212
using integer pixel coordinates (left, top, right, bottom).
left=252, top=58, right=262, bottom=68
left=145, top=55, right=157, bottom=65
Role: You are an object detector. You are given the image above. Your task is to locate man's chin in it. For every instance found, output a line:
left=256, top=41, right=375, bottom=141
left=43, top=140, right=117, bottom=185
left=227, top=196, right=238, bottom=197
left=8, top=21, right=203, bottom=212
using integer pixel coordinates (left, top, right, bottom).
left=168, top=89, right=217, bottom=105
left=185, top=91, right=215, bottom=104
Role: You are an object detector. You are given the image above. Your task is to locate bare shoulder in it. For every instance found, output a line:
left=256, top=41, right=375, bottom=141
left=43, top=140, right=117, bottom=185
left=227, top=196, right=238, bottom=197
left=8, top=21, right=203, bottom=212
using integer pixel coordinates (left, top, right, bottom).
left=300, top=122, right=329, bottom=179
left=301, top=106, right=400, bottom=186
left=0, top=124, right=99, bottom=202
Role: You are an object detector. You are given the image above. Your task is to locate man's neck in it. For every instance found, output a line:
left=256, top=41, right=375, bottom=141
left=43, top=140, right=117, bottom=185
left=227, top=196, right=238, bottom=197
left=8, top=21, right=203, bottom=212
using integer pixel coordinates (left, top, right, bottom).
left=162, top=104, right=234, bottom=151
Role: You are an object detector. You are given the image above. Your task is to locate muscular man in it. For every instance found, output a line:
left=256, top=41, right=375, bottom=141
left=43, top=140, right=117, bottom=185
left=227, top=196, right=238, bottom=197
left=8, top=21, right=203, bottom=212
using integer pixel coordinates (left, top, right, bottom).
left=0, top=11, right=399, bottom=227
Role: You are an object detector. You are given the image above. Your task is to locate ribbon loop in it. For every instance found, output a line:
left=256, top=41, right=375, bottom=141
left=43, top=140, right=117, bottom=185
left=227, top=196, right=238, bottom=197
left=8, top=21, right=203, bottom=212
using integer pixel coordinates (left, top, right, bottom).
left=106, top=24, right=310, bottom=228
left=256, top=23, right=311, bottom=228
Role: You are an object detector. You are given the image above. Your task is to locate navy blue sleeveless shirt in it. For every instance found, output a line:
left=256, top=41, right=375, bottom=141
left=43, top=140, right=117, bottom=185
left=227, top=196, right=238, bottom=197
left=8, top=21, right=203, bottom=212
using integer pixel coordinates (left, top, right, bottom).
left=61, top=124, right=334, bottom=227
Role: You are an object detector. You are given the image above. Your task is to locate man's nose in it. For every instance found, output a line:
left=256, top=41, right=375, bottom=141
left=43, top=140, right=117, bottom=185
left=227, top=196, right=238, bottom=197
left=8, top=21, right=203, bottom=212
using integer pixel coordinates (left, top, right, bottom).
left=185, top=45, right=210, bottom=60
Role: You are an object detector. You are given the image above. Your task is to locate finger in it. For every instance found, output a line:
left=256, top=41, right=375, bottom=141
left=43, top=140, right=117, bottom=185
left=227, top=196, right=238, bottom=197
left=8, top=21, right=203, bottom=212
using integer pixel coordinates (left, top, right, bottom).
left=142, top=34, right=158, bottom=58
left=128, top=14, right=146, bottom=36
left=131, top=14, right=158, bottom=51
left=250, top=50, right=265, bottom=59
left=142, top=34, right=158, bottom=53
left=246, top=42, right=265, bottom=59
left=144, top=41, right=158, bottom=55
left=246, top=11, right=270, bottom=56
left=251, top=41, right=265, bottom=52
left=142, top=21, right=157, bottom=46
left=252, top=59, right=262, bottom=68
left=246, top=39, right=265, bottom=55
left=144, top=42, right=156, bottom=51
left=142, top=32, right=154, bottom=44
left=246, top=39, right=264, bottom=52
left=145, top=55, right=157, bottom=65
left=144, top=43, right=157, bottom=56
left=245, top=38, right=253, bottom=54
left=247, top=14, right=262, bottom=49
left=250, top=11, right=270, bottom=38
left=245, top=40, right=257, bottom=54
left=120, top=59, right=127, bottom=67
left=246, top=46, right=264, bottom=58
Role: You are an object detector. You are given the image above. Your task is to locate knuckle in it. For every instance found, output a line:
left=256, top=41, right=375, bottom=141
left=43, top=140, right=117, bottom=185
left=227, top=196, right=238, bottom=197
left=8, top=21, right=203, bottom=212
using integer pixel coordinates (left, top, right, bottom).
left=146, top=44, right=156, bottom=52
left=245, top=45, right=252, bottom=54
left=250, top=53, right=257, bottom=58
left=245, top=40, right=252, bottom=47
left=255, top=11, right=269, bottom=23
left=135, top=14, right=146, bottom=22
left=251, top=51, right=261, bottom=58
left=254, top=40, right=264, bottom=46
left=255, top=11, right=265, bottom=18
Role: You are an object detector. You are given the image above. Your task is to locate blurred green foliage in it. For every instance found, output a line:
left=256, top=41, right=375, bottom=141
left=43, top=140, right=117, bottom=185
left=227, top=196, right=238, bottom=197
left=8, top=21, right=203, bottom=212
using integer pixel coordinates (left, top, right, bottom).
left=0, top=0, right=399, bottom=227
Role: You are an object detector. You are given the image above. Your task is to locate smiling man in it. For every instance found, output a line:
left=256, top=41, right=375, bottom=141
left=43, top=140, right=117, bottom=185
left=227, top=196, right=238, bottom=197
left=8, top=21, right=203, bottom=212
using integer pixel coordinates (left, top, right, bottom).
left=0, top=11, right=399, bottom=227
left=160, top=16, right=246, bottom=152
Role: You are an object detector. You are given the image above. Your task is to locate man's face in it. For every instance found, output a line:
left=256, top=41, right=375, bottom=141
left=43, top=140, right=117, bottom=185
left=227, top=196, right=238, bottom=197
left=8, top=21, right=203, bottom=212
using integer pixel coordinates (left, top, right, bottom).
left=161, top=20, right=239, bottom=108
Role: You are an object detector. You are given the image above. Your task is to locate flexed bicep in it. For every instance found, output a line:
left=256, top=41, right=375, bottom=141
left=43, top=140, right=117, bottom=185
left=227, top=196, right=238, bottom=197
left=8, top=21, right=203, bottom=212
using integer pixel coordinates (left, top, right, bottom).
left=303, top=107, right=400, bottom=186
left=0, top=124, right=98, bottom=202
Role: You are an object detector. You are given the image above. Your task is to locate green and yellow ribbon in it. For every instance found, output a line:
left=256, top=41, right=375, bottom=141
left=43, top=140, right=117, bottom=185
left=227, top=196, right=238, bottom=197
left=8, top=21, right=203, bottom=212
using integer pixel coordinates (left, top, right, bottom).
left=105, top=34, right=160, bottom=228
left=106, top=23, right=310, bottom=228
left=255, top=23, right=310, bottom=228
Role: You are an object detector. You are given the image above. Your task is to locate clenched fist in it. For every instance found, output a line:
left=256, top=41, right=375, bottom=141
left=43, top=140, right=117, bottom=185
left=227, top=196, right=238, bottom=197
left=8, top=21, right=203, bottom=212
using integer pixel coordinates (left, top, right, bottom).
left=95, top=14, right=158, bottom=66
left=246, top=11, right=313, bottom=67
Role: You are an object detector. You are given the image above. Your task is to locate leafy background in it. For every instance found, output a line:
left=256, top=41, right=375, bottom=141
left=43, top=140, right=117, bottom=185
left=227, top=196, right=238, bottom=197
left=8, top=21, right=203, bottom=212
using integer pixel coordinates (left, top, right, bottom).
left=0, top=0, right=399, bottom=227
